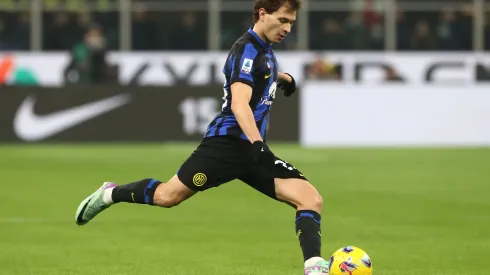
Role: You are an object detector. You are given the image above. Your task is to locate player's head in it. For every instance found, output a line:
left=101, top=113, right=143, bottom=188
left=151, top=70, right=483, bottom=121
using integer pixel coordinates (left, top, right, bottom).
left=253, top=0, right=302, bottom=44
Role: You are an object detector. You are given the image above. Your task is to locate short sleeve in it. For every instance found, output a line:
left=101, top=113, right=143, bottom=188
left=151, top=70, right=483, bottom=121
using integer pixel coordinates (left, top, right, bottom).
left=230, top=43, right=258, bottom=87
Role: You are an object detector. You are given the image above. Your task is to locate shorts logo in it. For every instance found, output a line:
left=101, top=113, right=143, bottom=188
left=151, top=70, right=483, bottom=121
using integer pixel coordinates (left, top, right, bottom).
left=193, top=173, right=207, bottom=186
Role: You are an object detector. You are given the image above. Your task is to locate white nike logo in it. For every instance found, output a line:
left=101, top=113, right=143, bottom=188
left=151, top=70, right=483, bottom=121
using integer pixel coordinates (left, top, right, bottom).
left=13, top=94, right=131, bottom=141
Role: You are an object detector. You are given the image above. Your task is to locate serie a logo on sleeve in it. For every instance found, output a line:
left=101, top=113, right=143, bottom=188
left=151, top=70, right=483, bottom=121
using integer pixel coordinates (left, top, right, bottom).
left=241, top=58, right=253, bottom=74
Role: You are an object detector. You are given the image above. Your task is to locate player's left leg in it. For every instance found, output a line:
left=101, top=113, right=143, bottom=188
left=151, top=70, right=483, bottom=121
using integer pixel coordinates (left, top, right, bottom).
left=239, top=157, right=329, bottom=275
left=274, top=177, right=329, bottom=274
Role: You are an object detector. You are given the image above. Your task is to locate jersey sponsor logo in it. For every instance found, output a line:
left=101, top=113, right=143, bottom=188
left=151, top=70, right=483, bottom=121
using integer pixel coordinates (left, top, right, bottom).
left=193, top=173, right=207, bottom=186
left=259, top=97, right=273, bottom=105
left=13, top=94, right=131, bottom=141
left=260, top=81, right=277, bottom=105
left=268, top=82, right=277, bottom=98
left=265, top=72, right=272, bottom=79
left=241, top=58, right=253, bottom=74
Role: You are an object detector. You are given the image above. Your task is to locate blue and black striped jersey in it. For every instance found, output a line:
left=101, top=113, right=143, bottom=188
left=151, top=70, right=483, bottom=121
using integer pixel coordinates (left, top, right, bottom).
left=204, top=27, right=279, bottom=141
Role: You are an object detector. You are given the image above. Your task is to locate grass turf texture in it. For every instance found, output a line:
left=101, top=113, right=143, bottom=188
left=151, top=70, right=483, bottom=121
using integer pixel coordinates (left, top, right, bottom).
left=0, top=143, right=489, bottom=275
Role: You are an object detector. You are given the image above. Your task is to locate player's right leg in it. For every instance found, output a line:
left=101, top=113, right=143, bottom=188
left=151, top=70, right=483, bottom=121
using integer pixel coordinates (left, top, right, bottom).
left=75, top=175, right=195, bottom=225
left=75, top=136, right=242, bottom=225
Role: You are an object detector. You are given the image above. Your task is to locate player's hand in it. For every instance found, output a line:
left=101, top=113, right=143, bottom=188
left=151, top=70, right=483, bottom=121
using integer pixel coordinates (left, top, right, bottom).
left=278, top=73, right=297, bottom=97
left=251, top=141, right=275, bottom=168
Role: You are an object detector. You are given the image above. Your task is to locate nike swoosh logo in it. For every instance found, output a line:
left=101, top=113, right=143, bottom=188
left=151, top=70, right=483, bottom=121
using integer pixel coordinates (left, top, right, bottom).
left=265, top=73, right=272, bottom=79
left=13, top=93, right=131, bottom=141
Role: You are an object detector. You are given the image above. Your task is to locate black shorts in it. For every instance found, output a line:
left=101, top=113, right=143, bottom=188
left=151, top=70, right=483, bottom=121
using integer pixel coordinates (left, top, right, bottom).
left=176, top=135, right=307, bottom=199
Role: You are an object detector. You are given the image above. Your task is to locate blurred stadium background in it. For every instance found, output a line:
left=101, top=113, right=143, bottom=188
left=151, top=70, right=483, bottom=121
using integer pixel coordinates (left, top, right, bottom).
left=0, top=1, right=489, bottom=275
left=0, top=0, right=489, bottom=52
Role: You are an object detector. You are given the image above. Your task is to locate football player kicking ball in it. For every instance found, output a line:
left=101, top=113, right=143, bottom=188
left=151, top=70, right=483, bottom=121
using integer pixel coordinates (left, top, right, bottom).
left=75, top=0, right=329, bottom=274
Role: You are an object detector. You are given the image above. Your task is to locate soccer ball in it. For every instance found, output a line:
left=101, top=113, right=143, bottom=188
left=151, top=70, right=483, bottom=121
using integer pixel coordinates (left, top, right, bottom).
left=328, top=246, right=373, bottom=275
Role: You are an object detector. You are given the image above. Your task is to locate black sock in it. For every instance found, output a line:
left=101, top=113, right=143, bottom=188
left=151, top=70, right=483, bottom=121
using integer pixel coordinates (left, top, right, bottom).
left=295, top=210, right=322, bottom=262
left=111, top=178, right=162, bottom=205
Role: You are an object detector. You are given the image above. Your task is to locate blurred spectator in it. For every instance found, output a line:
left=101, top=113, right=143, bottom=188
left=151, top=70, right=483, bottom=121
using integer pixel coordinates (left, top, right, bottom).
left=457, top=4, right=473, bottom=50
left=10, top=11, right=30, bottom=50
left=76, top=12, right=93, bottom=40
left=410, top=20, right=436, bottom=50
left=436, top=7, right=460, bottom=50
left=0, top=0, right=485, bottom=52
left=0, top=17, right=8, bottom=50
left=221, top=15, right=251, bottom=50
left=170, top=11, right=206, bottom=50
left=352, top=0, right=384, bottom=49
left=312, top=19, right=348, bottom=50
left=396, top=8, right=410, bottom=50
left=44, top=12, right=77, bottom=50
left=0, top=11, right=30, bottom=50
left=344, top=11, right=372, bottom=50
left=64, top=24, right=114, bottom=84
left=131, top=4, right=159, bottom=50
left=485, top=11, right=490, bottom=50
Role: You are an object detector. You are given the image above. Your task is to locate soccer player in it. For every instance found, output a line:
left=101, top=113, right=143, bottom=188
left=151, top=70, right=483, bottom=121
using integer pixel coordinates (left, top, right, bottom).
left=75, top=0, right=329, bottom=274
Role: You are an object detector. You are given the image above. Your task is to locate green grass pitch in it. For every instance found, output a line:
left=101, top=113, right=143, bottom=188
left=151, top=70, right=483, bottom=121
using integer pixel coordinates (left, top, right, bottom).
left=0, top=143, right=489, bottom=275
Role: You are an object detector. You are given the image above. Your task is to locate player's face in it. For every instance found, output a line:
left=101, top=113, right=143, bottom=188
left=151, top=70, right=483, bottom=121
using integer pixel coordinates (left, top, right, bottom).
left=263, top=5, right=296, bottom=44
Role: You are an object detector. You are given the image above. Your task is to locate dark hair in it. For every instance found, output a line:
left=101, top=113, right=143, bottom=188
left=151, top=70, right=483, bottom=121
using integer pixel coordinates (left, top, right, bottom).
left=253, top=0, right=302, bottom=23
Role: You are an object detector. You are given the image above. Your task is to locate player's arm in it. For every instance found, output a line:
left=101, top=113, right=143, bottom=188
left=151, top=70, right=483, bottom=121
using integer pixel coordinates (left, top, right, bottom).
left=278, top=72, right=293, bottom=84
left=228, top=43, right=263, bottom=143
left=231, top=82, right=263, bottom=143
left=228, top=44, right=274, bottom=165
left=278, top=71, right=297, bottom=97
left=231, top=81, right=274, bottom=167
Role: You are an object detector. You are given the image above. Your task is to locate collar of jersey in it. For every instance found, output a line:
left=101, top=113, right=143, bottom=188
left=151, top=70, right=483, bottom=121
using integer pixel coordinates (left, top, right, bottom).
left=248, top=27, right=272, bottom=49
